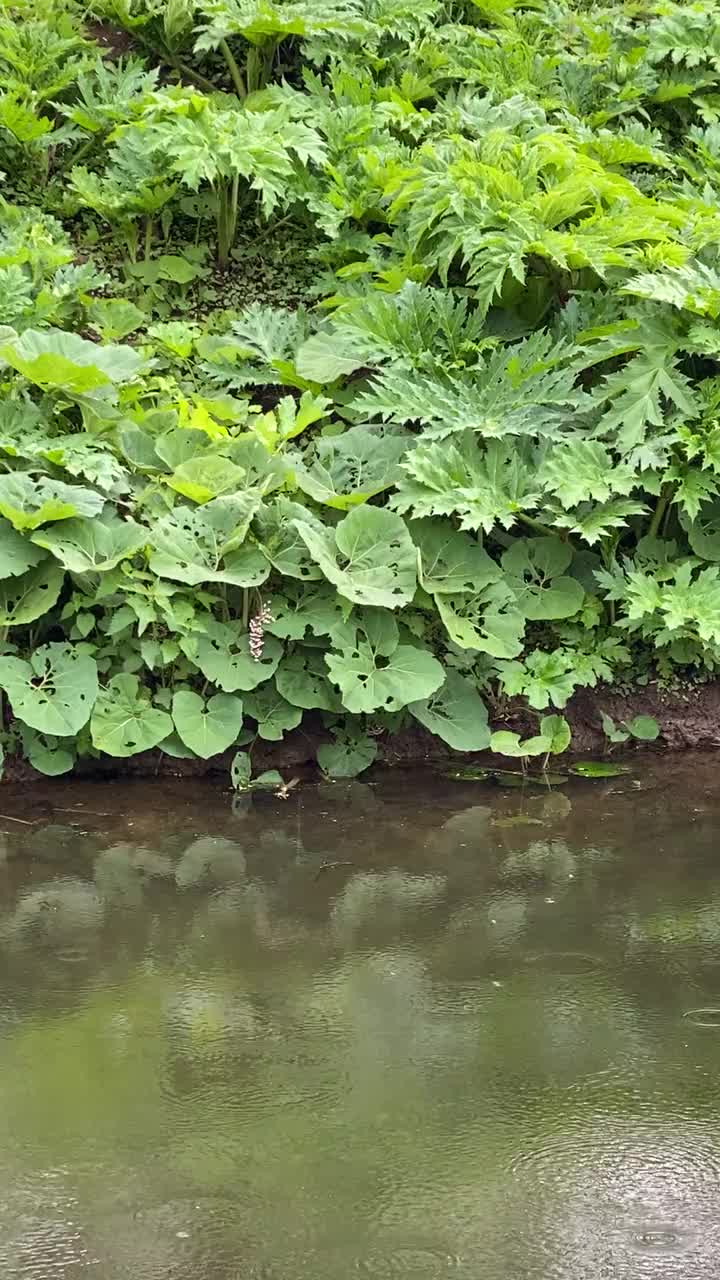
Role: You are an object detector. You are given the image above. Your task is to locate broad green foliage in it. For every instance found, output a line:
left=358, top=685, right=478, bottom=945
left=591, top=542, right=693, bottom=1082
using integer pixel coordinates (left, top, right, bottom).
left=5, top=0, right=720, bottom=776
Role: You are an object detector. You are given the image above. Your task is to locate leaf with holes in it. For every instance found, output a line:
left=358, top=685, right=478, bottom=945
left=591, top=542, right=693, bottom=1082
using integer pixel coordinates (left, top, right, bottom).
left=21, top=728, right=75, bottom=777
left=410, top=671, right=491, bottom=751
left=185, top=621, right=282, bottom=692
left=326, top=642, right=444, bottom=714
left=265, top=585, right=353, bottom=645
left=0, top=562, right=64, bottom=626
left=254, top=498, right=325, bottom=581
left=317, top=731, right=378, bottom=778
left=293, top=426, right=410, bottom=510
left=149, top=496, right=267, bottom=586
left=276, top=649, right=342, bottom=711
left=91, top=673, right=173, bottom=757
left=0, top=518, right=45, bottom=578
left=0, top=643, right=97, bottom=735
left=172, top=690, right=243, bottom=758
left=243, top=682, right=303, bottom=741
left=501, top=537, right=584, bottom=621
left=165, top=455, right=247, bottom=504
left=435, top=590, right=525, bottom=658
left=31, top=511, right=146, bottom=573
left=410, top=518, right=500, bottom=595
left=294, top=506, right=416, bottom=608
left=0, top=474, right=105, bottom=530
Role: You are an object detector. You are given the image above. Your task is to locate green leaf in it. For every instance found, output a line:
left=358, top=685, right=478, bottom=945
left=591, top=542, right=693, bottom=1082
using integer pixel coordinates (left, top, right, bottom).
left=165, top=455, right=247, bottom=504
left=0, top=327, right=142, bottom=394
left=627, top=714, right=659, bottom=741
left=435, top=590, right=525, bottom=657
left=0, top=562, right=64, bottom=626
left=570, top=761, right=629, bottom=778
left=501, top=537, right=585, bottom=620
left=91, top=673, right=173, bottom=757
left=276, top=649, right=342, bottom=711
left=294, top=506, right=417, bottom=608
left=294, top=331, right=365, bottom=382
left=0, top=517, right=45, bottom=578
left=149, top=497, right=268, bottom=586
left=187, top=621, right=282, bottom=692
left=231, top=750, right=252, bottom=791
left=539, top=441, right=636, bottom=508
left=254, top=497, right=325, bottom=581
left=539, top=714, right=572, bottom=754
left=411, top=518, right=500, bottom=595
left=326, top=642, right=444, bottom=714
left=0, top=474, right=104, bottom=530
left=243, top=682, right=303, bottom=740
left=293, top=426, right=410, bottom=509
left=317, top=731, right=378, bottom=778
left=31, top=511, right=146, bottom=573
left=22, top=728, right=75, bottom=777
left=0, top=643, right=98, bottom=735
left=172, top=689, right=243, bottom=758
left=409, top=671, right=491, bottom=750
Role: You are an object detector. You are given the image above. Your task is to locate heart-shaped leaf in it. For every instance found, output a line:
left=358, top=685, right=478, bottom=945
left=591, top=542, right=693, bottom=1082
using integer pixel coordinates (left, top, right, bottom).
left=0, top=562, right=64, bottom=626
left=326, top=642, right=444, bottom=713
left=411, top=518, right=500, bottom=595
left=317, top=731, right=378, bottom=778
left=410, top=671, right=491, bottom=750
left=293, top=426, right=409, bottom=509
left=172, top=689, right=243, bottom=758
left=294, top=506, right=417, bottom=608
left=276, top=649, right=342, bottom=711
left=185, top=621, right=282, bottom=692
left=0, top=643, right=97, bottom=735
left=0, top=473, right=104, bottom=530
left=149, top=496, right=267, bottom=586
left=91, top=673, right=172, bottom=756
left=0, top=516, right=45, bottom=578
left=243, top=681, right=302, bottom=740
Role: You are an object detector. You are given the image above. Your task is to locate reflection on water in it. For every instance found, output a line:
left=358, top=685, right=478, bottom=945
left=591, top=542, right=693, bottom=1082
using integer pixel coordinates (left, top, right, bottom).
left=1, top=760, right=720, bottom=1278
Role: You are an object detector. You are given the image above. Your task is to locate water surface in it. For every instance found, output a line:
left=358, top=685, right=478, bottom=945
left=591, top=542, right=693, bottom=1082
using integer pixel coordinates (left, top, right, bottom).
left=1, top=760, right=720, bottom=1278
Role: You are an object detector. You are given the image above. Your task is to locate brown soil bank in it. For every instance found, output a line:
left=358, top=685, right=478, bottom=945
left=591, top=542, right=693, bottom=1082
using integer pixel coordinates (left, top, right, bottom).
left=3, top=680, right=719, bottom=784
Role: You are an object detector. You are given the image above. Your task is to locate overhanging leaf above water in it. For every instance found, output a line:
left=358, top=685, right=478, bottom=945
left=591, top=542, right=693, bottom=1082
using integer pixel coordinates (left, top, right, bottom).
left=0, top=643, right=98, bottom=736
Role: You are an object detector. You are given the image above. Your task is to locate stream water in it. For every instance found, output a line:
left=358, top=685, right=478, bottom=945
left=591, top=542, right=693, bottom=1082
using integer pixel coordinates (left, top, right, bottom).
left=1, top=759, right=720, bottom=1278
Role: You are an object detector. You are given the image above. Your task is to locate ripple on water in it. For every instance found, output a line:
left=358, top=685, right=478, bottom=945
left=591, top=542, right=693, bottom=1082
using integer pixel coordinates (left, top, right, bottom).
left=683, top=1007, right=720, bottom=1027
left=355, top=1247, right=461, bottom=1275
left=522, top=950, right=604, bottom=976
left=627, top=1223, right=697, bottom=1254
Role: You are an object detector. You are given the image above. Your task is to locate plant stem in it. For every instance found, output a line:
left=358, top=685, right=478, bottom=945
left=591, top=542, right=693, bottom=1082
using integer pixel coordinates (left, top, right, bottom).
left=242, top=588, right=250, bottom=630
left=516, top=512, right=560, bottom=538
left=144, top=215, right=153, bottom=262
left=220, top=39, right=247, bottom=99
left=648, top=484, right=673, bottom=539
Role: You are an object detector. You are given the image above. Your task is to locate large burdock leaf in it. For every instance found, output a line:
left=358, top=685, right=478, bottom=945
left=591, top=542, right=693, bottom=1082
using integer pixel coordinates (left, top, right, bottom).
left=0, top=474, right=104, bottom=530
left=149, top=496, right=268, bottom=586
left=31, top=511, right=146, bottom=573
left=0, top=517, right=45, bottom=578
left=325, top=642, right=444, bottom=713
left=0, top=562, right=64, bottom=626
left=91, top=673, right=172, bottom=756
left=171, top=689, right=243, bottom=758
left=410, top=518, right=500, bottom=595
left=0, top=643, right=98, bottom=735
left=244, top=682, right=302, bottom=740
left=254, top=497, right=325, bottom=580
left=165, top=455, right=247, bottom=504
left=317, top=731, right=377, bottom=778
left=501, top=537, right=584, bottom=621
left=0, top=328, right=143, bottom=395
left=435, top=589, right=525, bottom=658
left=184, top=620, right=282, bottom=692
left=294, top=506, right=416, bottom=608
left=409, top=671, right=491, bottom=750
left=292, top=426, right=410, bottom=509
left=276, top=649, right=342, bottom=711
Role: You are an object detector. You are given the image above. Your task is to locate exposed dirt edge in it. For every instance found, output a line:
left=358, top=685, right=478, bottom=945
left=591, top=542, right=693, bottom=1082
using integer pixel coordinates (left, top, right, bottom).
left=3, top=680, right=719, bottom=784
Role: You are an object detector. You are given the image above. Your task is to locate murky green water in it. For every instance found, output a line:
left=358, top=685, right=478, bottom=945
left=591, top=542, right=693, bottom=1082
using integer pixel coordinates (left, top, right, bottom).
left=2, top=761, right=720, bottom=1278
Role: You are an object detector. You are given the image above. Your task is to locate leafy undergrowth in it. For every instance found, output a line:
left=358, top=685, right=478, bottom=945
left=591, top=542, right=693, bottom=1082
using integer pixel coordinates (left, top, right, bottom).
left=0, top=0, right=720, bottom=780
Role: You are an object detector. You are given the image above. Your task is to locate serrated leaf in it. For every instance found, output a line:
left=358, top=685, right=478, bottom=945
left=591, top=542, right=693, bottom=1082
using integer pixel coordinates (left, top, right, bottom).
left=325, top=642, right=443, bottom=714
left=294, top=506, right=416, bottom=608
left=172, top=690, right=243, bottom=758
left=0, top=562, right=64, bottom=626
left=91, top=673, right=172, bottom=756
left=244, top=681, right=303, bottom=740
left=410, top=670, right=491, bottom=750
left=0, top=643, right=97, bottom=735
left=31, top=511, right=146, bottom=573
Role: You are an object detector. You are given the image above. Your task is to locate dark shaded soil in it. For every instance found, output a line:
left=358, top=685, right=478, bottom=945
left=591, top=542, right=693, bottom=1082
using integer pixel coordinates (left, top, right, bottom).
left=2, top=681, right=719, bottom=785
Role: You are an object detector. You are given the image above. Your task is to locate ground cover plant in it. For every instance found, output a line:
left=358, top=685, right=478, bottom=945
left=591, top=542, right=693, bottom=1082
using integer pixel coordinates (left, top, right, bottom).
left=0, top=0, right=719, bottom=779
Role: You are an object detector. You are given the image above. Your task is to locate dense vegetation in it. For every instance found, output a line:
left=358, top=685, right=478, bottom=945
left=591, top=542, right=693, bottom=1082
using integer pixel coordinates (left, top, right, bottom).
left=0, top=0, right=719, bottom=779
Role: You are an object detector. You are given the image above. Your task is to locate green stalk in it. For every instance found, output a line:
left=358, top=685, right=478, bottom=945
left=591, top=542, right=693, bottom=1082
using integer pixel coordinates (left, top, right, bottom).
left=648, top=484, right=673, bottom=539
left=220, top=39, right=247, bottom=99
left=516, top=512, right=560, bottom=538
left=144, top=215, right=153, bottom=262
